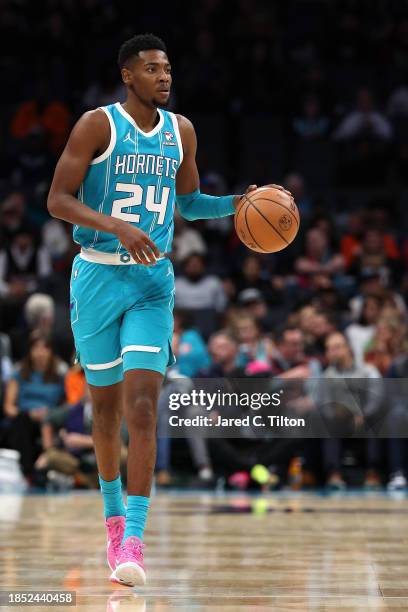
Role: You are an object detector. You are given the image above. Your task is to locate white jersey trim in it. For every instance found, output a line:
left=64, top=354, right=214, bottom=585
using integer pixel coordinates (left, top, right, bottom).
left=115, top=102, right=164, bottom=137
left=90, top=107, right=116, bottom=165
left=80, top=247, right=165, bottom=265
left=169, top=112, right=184, bottom=166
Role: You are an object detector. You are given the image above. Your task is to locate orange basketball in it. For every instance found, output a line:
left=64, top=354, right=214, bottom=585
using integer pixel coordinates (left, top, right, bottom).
left=234, top=186, right=300, bottom=253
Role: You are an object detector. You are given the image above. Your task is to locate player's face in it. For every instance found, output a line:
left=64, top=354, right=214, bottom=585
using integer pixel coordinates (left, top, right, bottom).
left=124, top=50, right=172, bottom=107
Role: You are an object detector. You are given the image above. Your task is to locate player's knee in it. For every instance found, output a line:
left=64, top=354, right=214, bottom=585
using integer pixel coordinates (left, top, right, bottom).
left=92, top=397, right=121, bottom=432
left=125, top=395, right=156, bottom=433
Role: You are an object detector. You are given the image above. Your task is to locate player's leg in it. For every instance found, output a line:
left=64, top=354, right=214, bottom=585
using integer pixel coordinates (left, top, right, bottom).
left=113, top=261, right=175, bottom=586
left=70, top=256, right=127, bottom=572
left=89, top=382, right=125, bottom=510
left=123, top=368, right=163, bottom=523
left=88, top=381, right=126, bottom=574
left=123, top=370, right=162, bottom=496
left=112, top=369, right=164, bottom=587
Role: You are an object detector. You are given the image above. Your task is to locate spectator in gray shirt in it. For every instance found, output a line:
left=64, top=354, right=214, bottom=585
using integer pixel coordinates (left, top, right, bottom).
left=175, top=253, right=227, bottom=338
left=316, top=332, right=383, bottom=490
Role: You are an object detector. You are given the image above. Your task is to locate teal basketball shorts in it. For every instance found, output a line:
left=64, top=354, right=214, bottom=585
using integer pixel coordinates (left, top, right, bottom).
left=70, top=253, right=176, bottom=386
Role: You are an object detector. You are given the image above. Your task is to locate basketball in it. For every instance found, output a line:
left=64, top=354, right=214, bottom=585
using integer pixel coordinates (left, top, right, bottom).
left=234, top=186, right=300, bottom=253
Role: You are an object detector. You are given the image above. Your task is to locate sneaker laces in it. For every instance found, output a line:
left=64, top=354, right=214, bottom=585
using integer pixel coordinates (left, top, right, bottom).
left=123, top=537, right=145, bottom=562
left=110, top=519, right=124, bottom=550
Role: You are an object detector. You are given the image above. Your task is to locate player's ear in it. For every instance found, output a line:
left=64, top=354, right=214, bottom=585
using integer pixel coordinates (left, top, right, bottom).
left=121, top=68, right=132, bottom=85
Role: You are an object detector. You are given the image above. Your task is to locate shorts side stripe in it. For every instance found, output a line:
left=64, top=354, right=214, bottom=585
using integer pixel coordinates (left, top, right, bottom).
left=121, top=345, right=161, bottom=355
left=86, top=357, right=123, bottom=370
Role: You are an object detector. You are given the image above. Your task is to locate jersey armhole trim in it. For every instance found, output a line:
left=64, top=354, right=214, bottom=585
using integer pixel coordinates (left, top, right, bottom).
left=90, top=107, right=116, bottom=165
left=170, top=113, right=184, bottom=166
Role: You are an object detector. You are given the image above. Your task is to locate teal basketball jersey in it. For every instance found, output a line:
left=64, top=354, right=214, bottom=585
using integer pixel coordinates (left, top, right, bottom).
left=73, top=103, right=183, bottom=254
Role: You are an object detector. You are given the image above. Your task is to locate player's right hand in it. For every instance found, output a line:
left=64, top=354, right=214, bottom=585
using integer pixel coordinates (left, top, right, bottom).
left=115, top=222, right=161, bottom=265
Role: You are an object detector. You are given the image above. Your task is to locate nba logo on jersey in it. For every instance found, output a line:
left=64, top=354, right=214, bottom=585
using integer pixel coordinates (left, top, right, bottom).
left=164, top=131, right=176, bottom=146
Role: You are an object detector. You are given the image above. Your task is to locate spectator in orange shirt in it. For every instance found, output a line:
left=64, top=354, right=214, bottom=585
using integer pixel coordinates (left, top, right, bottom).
left=64, top=363, right=86, bottom=406
left=10, top=80, right=71, bottom=154
left=341, top=209, right=400, bottom=270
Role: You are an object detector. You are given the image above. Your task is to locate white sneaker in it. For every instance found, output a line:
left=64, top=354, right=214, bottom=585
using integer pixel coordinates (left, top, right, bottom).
left=387, top=471, right=407, bottom=491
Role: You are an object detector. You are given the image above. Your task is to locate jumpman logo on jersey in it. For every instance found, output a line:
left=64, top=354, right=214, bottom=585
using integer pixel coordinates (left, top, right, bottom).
left=123, top=131, right=137, bottom=146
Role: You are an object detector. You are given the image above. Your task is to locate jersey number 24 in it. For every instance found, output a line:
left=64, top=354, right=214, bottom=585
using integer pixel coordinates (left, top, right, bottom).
left=112, top=183, right=170, bottom=225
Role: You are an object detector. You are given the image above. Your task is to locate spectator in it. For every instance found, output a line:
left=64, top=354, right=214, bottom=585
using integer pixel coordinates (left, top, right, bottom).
left=232, top=314, right=273, bottom=371
left=345, top=295, right=382, bottom=366
left=24, top=293, right=55, bottom=334
left=270, top=326, right=321, bottom=378
left=333, top=87, right=393, bottom=142
left=11, top=127, right=54, bottom=200
left=387, top=84, right=408, bottom=117
left=237, top=287, right=286, bottom=332
left=10, top=79, right=71, bottom=154
left=364, top=316, right=407, bottom=376
left=341, top=209, right=400, bottom=271
left=0, top=230, right=52, bottom=340
left=173, top=309, right=210, bottom=377
left=200, top=330, right=246, bottom=378
left=283, top=173, right=313, bottom=220
left=292, top=94, right=330, bottom=141
left=64, top=362, right=86, bottom=406
left=0, top=333, right=13, bottom=429
left=333, top=88, right=393, bottom=185
left=156, top=333, right=213, bottom=485
left=6, top=293, right=57, bottom=362
left=0, top=228, right=51, bottom=299
left=349, top=270, right=407, bottom=322
left=34, top=383, right=105, bottom=489
left=349, top=228, right=402, bottom=287
left=41, top=218, right=70, bottom=261
left=297, top=305, right=319, bottom=347
left=233, top=255, right=269, bottom=295
left=198, top=330, right=257, bottom=482
left=3, top=332, right=67, bottom=476
left=295, top=227, right=344, bottom=288
left=0, top=191, right=29, bottom=245
left=172, top=212, right=207, bottom=266
left=175, top=253, right=226, bottom=311
left=386, top=353, right=408, bottom=490
left=309, top=212, right=340, bottom=253
left=175, top=253, right=227, bottom=337
left=82, top=67, right=125, bottom=110
left=317, top=332, right=383, bottom=489
left=305, top=310, right=337, bottom=363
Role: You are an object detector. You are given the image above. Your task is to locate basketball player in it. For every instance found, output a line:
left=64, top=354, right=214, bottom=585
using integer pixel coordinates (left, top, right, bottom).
left=48, top=33, right=289, bottom=586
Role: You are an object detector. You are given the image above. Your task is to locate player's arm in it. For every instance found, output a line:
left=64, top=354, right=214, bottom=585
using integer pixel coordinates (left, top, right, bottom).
left=47, top=111, right=160, bottom=265
left=175, top=115, right=256, bottom=220
left=175, top=116, right=292, bottom=220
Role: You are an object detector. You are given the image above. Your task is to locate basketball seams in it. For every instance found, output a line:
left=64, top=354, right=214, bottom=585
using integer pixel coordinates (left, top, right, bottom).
left=250, top=202, right=289, bottom=245
left=244, top=204, right=268, bottom=252
left=235, top=189, right=299, bottom=253
left=244, top=192, right=299, bottom=226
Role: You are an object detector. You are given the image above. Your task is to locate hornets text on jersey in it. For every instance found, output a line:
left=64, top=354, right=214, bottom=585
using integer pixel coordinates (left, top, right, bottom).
left=73, top=102, right=183, bottom=254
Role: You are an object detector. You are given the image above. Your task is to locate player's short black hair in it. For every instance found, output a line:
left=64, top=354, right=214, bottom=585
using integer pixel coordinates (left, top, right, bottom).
left=118, top=33, right=167, bottom=69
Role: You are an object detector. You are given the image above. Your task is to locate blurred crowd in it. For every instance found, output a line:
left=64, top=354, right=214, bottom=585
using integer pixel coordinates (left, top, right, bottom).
left=0, top=0, right=408, bottom=491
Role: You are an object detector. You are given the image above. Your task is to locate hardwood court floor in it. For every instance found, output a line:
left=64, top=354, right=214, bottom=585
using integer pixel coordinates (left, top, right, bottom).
left=1, top=491, right=408, bottom=611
